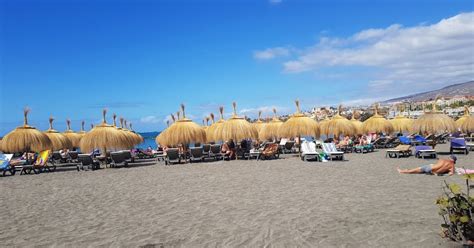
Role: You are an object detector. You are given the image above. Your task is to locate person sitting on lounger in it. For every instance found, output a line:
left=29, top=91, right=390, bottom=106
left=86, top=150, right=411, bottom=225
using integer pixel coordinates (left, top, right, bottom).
left=397, top=155, right=457, bottom=175
left=221, top=142, right=233, bottom=159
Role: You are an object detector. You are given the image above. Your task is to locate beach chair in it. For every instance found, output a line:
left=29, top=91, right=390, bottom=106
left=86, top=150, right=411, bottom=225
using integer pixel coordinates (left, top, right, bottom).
left=279, top=138, right=288, bottom=152
left=209, top=144, right=223, bottom=161
left=110, top=151, right=128, bottom=168
left=20, top=150, right=52, bottom=174
left=301, top=141, right=319, bottom=162
left=165, top=148, right=181, bottom=165
left=202, top=144, right=211, bottom=157
left=189, top=147, right=204, bottom=163
left=51, top=151, right=67, bottom=163
left=412, top=135, right=427, bottom=146
left=372, top=137, right=388, bottom=149
left=77, top=154, right=100, bottom=170
left=322, top=143, right=344, bottom=161
left=68, top=151, right=79, bottom=162
left=0, top=154, right=15, bottom=176
left=283, top=141, right=296, bottom=154
left=385, top=145, right=411, bottom=158
left=398, top=136, right=411, bottom=145
left=450, top=138, right=469, bottom=155
left=383, top=137, right=399, bottom=148
left=260, top=143, right=279, bottom=160
left=414, top=145, right=437, bottom=159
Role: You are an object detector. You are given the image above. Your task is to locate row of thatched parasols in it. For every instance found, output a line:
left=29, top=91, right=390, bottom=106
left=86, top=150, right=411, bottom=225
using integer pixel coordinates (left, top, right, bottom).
left=0, top=109, right=143, bottom=156
left=157, top=100, right=474, bottom=150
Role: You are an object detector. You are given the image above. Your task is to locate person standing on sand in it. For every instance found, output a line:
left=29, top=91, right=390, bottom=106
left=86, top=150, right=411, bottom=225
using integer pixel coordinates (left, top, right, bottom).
left=397, top=155, right=457, bottom=175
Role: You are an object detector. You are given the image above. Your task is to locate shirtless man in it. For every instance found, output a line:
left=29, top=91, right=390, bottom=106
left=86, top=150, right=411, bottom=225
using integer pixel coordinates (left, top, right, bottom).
left=397, top=155, right=457, bottom=175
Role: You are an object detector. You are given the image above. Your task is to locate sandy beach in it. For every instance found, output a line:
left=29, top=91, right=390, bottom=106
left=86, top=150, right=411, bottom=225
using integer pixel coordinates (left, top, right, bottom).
left=0, top=143, right=471, bottom=247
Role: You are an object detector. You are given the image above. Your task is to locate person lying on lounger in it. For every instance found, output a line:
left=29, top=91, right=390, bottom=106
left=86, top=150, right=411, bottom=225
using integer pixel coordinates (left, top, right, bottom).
left=397, top=155, right=457, bottom=175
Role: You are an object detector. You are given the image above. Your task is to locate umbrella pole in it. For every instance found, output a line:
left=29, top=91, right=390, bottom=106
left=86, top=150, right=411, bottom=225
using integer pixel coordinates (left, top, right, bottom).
left=298, top=135, right=302, bottom=157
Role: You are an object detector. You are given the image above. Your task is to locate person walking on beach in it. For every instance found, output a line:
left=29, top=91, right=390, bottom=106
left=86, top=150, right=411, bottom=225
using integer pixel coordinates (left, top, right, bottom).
left=397, top=155, right=457, bottom=175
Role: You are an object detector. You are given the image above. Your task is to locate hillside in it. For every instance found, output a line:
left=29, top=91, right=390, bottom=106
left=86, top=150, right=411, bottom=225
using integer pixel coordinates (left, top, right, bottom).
left=384, top=81, right=474, bottom=103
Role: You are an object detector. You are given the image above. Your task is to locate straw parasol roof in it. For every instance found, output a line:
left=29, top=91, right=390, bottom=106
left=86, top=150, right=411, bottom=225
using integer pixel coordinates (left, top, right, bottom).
left=129, top=122, right=144, bottom=145
left=63, top=119, right=82, bottom=148
left=279, top=100, right=320, bottom=139
left=259, top=108, right=283, bottom=141
left=2, top=108, right=52, bottom=153
left=78, top=121, right=87, bottom=137
left=412, top=98, right=456, bottom=134
left=321, top=105, right=356, bottom=138
left=207, top=107, right=226, bottom=142
left=214, top=102, right=258, bottom=142
left=253, top=111, right=265, bottom=133
left=349, top=110, right=363, bottom=135
left=80, top=109, right=132, bottom=153
left=390, top=106, right=413, bottom=134
left=456, top=106, right=474, bottom=133
left=362, top=104, right=394, bottom=134
left=156, top=114, right=175, bottom=146
left=44, top=117, right=73, bottom=151
left=157, top=104, right=206, bottom=146
left=111, top=114, right=135, bottom=149
left=319, top=113, right=331, bottom=137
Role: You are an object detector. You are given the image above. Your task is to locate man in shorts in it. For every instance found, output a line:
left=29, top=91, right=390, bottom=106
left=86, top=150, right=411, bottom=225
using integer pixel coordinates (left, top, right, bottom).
left=397, top=155, right=457, bottom=175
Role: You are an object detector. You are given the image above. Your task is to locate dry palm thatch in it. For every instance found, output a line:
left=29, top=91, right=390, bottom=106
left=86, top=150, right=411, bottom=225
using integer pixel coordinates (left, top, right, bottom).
left=413, top=98, right=456, bottom=134
left=158, top=104, right=206, bottom=146
left=78, top=121, right=87, bottom=137
left=259, top=108, right=283, bottom=141
left=44, top=117, right=73, bottom=151
left=156, top=114, right=175, bottom=146
left=2, top=108, right=52, bottom=153
left=63, top=119, right=82, bottom=148
left=456, top=106, right=474, bottom=133
left=319, top=114, right=331, bottom=137
left=129, top=122, right=144, bottom=144
left=214, top=102, right=258, bottom=142
left=349, top=110, right=363, bottom=135
left=322, top=105, right=356, bottom=138
left=390, top=106, right=413, bottom=134
left=207, top=107, right=226, bottom=142
left=253, top=111, right=265, bottom=133
left=80, top=109, right=131, bottom=153
left=279, top=100, right=320, bottom=139
left=111, top=115, right=135, bottom=149
left=362, top=104, right=394, bottom=134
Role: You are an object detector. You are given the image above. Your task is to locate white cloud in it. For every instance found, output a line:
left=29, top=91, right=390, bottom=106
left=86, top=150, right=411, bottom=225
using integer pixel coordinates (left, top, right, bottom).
left=139, top=115, right=162, bottom=124
left=266, top=13, right=474, bottom=94
left=253, top=47, right=290, bottom=60
left=239, top=105, right=290, bottom=117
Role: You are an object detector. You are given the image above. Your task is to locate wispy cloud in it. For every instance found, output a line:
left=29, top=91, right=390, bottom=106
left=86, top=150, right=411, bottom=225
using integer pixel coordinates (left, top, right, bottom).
left=140, top=115, right=162, bottom=124
left=269, top=0, right=282, bottom=5
left=253, top=47, right=290, bottom=60
left=239, top=105, right=290, bottom=117
left=259, top=12, right=474, bottom=94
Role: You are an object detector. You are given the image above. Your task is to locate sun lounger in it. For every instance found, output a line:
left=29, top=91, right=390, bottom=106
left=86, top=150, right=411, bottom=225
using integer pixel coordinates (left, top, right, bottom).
left=372, top=137, right=388, bottom=149
left=189, top=147, right=204, bottom=163
left=68, top=151, right=79, bottom=162
left=412, top=135, right=427, bottom=146
left=110, top=151, right=128, bottom=167
left=260, top=143, right=279, bottom=160
left=19, top=150, right=52, bottom=174
left=322, top=143, right=344, bottom=161
left=301, top=141, right=319, bottom=162
left=414, top=145, right=437, bottom=159
left=450, top=138, right=469, bottom=155
left=0, top=154, right=15, bottom=176
left=398, top=136, right=411, bottom=145
left=209, top=144, right=223, bottom=161
left=383, top=137, right=399, bottom=148
left=77, top=154, right=100, bottom=170
left=386, top=145, right=412, bottom=158
left=165, top=148, right=181, bottom=165
left=202, top=144, right=211, bottom=157
left=282, top=141, right=296, bottom=154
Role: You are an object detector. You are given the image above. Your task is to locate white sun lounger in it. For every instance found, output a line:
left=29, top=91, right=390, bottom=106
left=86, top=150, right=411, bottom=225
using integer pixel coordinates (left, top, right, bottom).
left=301, top=141, right=319, bottom=162
left=322, top=143, right=344, bottom=161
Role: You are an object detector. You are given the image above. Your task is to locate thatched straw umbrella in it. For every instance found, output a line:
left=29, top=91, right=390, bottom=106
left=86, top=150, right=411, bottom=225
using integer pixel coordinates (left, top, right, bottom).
left=412, top=98, right=456, bottom=135
left=79, top=109, right=131, bottom=154
left=44, top=117, right=73, bottom=151
left=279, top=100, right=319, bottom=156
left=63, top=119, right=82, bottom=148
left=456, top=106, right=474, bottom=133
left=215, top=102, right=258, bottom=142
left=157, top=104, right=206, bottom=147
left=2, top=108, right=52, bottom=155
left=390, top=106, right=413, bottom=134
left=321, top=105, right=356, bottom=138
left=362, top=104, right=394, bottom=134
left=253, top=111, right=265, bottom=133
left=349, top=110, right=363, bottom=135
left=156, top=114, right=175, bottom=146
left=129, top=122, right=144, bottom=145
left=78, top=121, right=86, bottom=137
left=259, top=108, right=283, bottom=141
left=109, top=114, right=134, bottom=149
left=319, top=115, right=331, bottom=137
left=207, top=107, right=226, bottom=142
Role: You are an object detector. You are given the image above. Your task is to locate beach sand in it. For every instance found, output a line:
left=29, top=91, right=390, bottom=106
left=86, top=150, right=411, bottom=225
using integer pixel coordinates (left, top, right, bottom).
left=0, top=143, right=471, bottom=247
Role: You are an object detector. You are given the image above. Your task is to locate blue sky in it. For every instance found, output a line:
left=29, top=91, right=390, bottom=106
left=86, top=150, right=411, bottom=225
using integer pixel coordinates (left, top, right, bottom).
left=1, top=0, right=473, bottom=134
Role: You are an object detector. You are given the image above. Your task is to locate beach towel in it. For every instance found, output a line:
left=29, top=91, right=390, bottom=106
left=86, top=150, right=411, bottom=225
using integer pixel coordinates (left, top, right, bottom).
left=34, top=150, right=50, bottom=166
left=455, top=168, right=474, bottom=175
left=0, top=154, right=13, bottom=170
left=399, top=136, right=411, bottom=145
